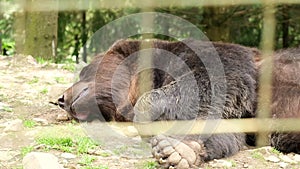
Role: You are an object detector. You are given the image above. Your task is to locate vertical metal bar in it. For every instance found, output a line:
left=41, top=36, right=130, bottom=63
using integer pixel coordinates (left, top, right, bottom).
left=138, top=6, right=154, bottom=98
left=257, top=1, right=276, bottom=147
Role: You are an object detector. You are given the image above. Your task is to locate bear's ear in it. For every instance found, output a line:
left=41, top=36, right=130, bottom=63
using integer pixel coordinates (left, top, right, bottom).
left=105, top=39, right=142, bottom=58
left=109, top=39, right=126, bottom=50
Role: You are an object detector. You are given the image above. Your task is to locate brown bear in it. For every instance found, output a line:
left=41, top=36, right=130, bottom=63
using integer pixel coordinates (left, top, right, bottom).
left=58, top=39, right=259, bottom=168
left=270, top=47, right=300, bottom=154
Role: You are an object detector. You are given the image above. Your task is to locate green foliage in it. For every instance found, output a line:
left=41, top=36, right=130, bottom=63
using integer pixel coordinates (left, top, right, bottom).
left=0, top=11, right=14, bottom=55
left=81, top=165, right=109, bottom=169
left=54, top=77, right=66, bottom=84
left=40, top=88, right=48, bottom=95
left=35, top=57, right=48, bottom=65
left=3, top=106, right=12, bottom=112
left=36, top=136, right=74, bottom=152
left=20, top=146, right=34, bottom=157
left=271, top=147, right=281, bottom=155
left=62, top=63, right=76, bottom=72
left=76, top=137, right=99, bottom=154
left=79, top=155, right=109, bottom=169
left=1, top=39, right=15, bottom=55
left=23, top=119, right=36, bottom=128
left=35, top=135, right=99, bottom=154
left=229, top=160, right=237, bottom=167
left=251, top=150, right=264, bottom=159
left=141, top=161, right=158, bottom=169
left=28, top=76, right=39, bottom=84
left=79, top=154, right=96, bottom=166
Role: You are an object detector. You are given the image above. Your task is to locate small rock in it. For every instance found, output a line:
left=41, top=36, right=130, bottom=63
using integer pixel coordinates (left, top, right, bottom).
left=4, top=119, right=23, bottom=132
left=64, top=164, right=76, bottom=169
left=126, top=126, right=139, bottom=137
left=56, top=113, right=69, bottom=121
left=26, top=55, right=37, bottom=65
left=279, top=162, right=288, bottom=168
left=61, top=152, right=76, bottom=159
left=23, top=152, right=64, bottom=169
left=25, top=130, right=39, bottom=138
left=293, top=154, right=300, bottom=162
left=210, top=159, right=233, bottom=168
left=33, top=118, right=49, bottom=125
left=279, top=155, right=296, bottom=164
left=243, top=163, right=249, bottom=168
left=265, top=155, right=280, bottom=163
left=0, top=150, right=18, bottom=161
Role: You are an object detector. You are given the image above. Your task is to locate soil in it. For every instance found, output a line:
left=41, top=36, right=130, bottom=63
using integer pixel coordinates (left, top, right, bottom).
left=0, top=55, right=299, bottom=169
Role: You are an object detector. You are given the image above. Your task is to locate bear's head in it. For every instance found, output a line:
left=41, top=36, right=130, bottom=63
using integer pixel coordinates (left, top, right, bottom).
left=57, top=40, right=158, bottom=122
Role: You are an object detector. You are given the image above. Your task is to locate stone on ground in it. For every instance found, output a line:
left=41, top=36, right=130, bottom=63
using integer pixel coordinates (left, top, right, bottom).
left=23, top=152, right=64, bottom=169
left=4, top=119, right=23, bottom=132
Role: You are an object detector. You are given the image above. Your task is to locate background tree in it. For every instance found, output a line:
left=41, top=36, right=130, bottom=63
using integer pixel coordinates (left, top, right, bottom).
left=23, top=0, right=58, bottom=60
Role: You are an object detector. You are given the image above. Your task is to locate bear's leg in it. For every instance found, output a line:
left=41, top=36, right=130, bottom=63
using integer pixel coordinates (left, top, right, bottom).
left=271, top=133, right=300, bottom=154
left=151, top=133, right=245, bottom=168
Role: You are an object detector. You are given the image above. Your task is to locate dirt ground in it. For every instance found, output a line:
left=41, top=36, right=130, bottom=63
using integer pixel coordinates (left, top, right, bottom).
left=0, top=55, right=300, bottom=169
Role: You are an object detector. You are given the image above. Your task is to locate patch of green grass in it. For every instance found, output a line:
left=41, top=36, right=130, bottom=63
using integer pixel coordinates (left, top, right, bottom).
left=0, top=94, right=9, bottom=102
left=270, top=147, right=281, bottom=155
left=21, top=146, right=34, bottom=157
left=76, top=137, right=99, bottom=154
left=229, top=160, right=237, bottom=167
left=141, top=161, right=158, bottom=169
left=11, top=167, right=23, bottom=169
left=79, top=154, right=96, bottom=166
left=79, top=153, right=109, bottom=169
left=62, top=64, right=76, bottom=72
left=23, top=119, right=36, bottom=128
left=81, top=165, right=109, bottom=169
left=98, top=151, right=111, bottom=157
left=36, top=136, right=74, bottom=153
left=35, top=134, right=99, bottom=155
left=40, top=88, right=48, bottom=94
left=36, top=57, right=48, bottom=65
left=54, top=77, right=67, bottom=84
left=2, top=106, right=13, bottom=112
left=251, top=150, right=264, bottom=159
left=71, top=119, right=78, bottom=124
left=28, top=76, right=39, bottom=84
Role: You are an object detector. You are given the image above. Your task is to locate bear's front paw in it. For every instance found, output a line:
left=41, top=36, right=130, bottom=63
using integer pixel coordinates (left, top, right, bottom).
left=151, top=135, right=206, bottom=169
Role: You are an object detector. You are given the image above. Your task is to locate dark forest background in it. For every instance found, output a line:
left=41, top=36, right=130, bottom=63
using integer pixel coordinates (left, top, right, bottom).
left=1, top=3, right=300, bottom=63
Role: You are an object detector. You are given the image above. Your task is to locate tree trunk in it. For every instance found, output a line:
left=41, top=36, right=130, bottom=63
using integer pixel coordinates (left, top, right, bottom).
left=202, top=7, right=230, bottom=42
left=81, top=11, right=87, bottom=63
left=281, top=5, right=290, bottom=48
left=24, top=0, right=58, bottom=60
left=14, top=11, right=26, bottom=54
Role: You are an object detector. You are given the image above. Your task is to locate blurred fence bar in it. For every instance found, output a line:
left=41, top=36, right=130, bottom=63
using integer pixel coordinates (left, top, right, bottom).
left=110, top=118, right=300, bottom=136
left=256, top=3, right=276, bottom=146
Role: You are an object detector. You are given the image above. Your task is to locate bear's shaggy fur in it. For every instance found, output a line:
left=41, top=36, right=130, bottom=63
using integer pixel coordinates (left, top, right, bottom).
left=270, top=47, right=300, bottom=154
left=58, top=39, right=259, bottom=167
